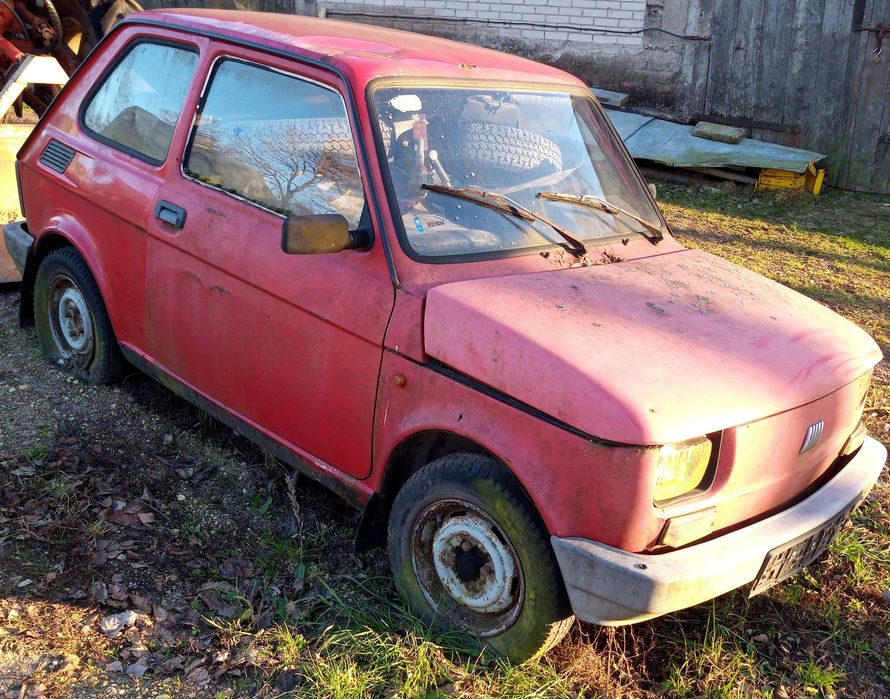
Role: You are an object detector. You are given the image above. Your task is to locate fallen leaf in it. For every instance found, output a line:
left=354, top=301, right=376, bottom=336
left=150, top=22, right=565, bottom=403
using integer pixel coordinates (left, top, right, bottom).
left=156, top=656, right=184, bottom=675
left=126, top=662, right=147, bottom=678
left=99, top=610, right=138, bottom=637
left=129, top=594, right=152, bottom=613
left=90, top=581, right=108, bottom=603
left=185, top=666, right=210, bottom=687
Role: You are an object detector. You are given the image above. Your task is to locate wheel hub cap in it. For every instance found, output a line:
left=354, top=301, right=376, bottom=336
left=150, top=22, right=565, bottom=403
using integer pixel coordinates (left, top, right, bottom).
left=431, top=514, right=516, bottom=614
left=57, top=287, right=92, bottom=352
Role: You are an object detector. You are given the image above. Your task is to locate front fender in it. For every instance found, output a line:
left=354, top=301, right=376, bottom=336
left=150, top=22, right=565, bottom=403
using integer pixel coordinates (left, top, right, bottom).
left=370, top=351, right=663, bottom=552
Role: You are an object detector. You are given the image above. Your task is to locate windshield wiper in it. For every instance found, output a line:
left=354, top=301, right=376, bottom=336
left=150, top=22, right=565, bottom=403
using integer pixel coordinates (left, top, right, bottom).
left=536, top=191, right=664, bottom=244
left=422, top=183, right=587, bottom=256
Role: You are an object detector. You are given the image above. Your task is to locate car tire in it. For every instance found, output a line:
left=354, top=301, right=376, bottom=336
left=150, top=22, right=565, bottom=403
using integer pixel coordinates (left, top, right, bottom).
left=459, top=123, right=563, bottom=172
left=388, top=453, right=574, bottom=663
left=34, top=247, right=125, bottom=384
left=429, top=121, right=562, bottom=174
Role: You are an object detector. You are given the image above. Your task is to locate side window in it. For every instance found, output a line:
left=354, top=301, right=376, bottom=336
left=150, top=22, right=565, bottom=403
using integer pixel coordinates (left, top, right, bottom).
left=184, top=59, right=365, bottom=228
left=83, top=42, right=199, bottom=163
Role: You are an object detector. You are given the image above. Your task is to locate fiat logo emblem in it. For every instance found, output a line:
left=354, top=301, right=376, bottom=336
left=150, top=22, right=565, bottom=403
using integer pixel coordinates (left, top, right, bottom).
left=800, top=420, right=824, bottom=454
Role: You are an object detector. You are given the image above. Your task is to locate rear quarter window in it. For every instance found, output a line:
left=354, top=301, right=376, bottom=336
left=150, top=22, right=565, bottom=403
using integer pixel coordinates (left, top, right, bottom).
left=82, top=41, right=199, bottom=163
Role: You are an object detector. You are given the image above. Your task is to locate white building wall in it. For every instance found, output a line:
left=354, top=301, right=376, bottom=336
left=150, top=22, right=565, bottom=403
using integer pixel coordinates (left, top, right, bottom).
left=319, top=0, right=647, bottom=46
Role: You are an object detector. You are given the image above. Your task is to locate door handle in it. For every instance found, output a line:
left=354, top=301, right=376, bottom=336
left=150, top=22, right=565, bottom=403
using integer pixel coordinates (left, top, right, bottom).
left=155, top=200, right=187, bottom=229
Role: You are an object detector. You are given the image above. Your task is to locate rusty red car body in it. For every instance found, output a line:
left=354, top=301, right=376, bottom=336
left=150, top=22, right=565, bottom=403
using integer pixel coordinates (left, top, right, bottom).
left=4, top=9, right=886, bottom=660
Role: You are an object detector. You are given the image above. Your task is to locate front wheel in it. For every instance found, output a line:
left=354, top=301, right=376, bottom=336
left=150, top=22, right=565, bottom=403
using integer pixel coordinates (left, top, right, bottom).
left=388, top=454, right=574, bottom=663
left=34, top=247, right=125, bottom=383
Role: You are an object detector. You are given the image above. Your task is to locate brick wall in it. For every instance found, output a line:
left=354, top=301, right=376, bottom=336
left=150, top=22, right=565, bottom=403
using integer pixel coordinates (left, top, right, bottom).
left=142, top=0, right=703, bottom=112
left=319, top=0, right=647, bottom=46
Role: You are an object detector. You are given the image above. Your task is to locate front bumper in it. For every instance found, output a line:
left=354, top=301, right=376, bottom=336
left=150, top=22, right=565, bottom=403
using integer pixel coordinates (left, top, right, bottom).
left=552, top=435, right=886, bottom=625
left=2, top=220, right=33, bottom=277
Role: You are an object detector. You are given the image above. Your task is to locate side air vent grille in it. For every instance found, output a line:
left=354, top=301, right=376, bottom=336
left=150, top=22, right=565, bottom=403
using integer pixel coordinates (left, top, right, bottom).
left=39, top=140, right=76, bottom=173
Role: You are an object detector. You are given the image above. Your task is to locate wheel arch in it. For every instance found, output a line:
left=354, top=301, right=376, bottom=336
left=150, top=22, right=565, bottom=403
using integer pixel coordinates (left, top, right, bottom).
left=355, top=429, right=548, bottom=553
left=20, top=231, right=75, bottom=326
left=20, top=225, right=109, bottom=328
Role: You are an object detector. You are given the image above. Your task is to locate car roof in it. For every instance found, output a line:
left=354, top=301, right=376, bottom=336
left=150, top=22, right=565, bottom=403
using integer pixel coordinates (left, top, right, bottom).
left=135, top=9, right=583, bottom=90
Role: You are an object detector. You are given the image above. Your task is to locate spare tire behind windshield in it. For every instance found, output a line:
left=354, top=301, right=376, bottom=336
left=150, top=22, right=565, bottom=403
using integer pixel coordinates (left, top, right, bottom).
left=432, top=121, right=563, bottom=186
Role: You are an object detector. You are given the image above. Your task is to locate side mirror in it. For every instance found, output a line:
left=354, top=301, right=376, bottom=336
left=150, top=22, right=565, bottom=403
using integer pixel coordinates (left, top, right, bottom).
left=647, top=182, right=658, bottom=200
left=280, top=214, right=369, bottom=254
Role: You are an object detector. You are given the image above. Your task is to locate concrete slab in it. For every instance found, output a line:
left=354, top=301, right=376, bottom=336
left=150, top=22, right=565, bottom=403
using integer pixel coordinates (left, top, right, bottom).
left=692, top=121, right=748, bottom=144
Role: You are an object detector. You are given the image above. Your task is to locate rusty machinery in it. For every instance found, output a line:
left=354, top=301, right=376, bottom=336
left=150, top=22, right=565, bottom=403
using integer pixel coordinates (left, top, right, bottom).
left=1, top=0, right=139, bottom=117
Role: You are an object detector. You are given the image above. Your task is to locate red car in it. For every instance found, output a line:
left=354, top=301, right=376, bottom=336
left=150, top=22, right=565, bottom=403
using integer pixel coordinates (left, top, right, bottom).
left=4, top=9, right=886, bottom=662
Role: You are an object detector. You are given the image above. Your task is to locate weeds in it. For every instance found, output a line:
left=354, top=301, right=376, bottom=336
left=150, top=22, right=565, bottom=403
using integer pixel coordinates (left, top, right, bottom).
left=795, top=659, right=845, bottom=695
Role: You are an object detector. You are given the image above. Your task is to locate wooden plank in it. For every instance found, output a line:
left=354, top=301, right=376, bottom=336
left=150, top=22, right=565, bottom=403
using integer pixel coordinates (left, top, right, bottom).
left=688, top=166, right=758, bottom=184
left=753, top=0, right=795, bottom=138
left=638, top=165, right=714, bottom=186
left=725, top=0, right=762, bottom=120
left=692, top=113, right=800, bottom=133
left=868, top=0, right=890, bottom=193
left=704, top=0, right=741, bottom=117
left=835, top=1, right=872, bottom=186
left=840, top=0, right=890, bottom=190
left=807, top=0, right=856, bottom=185
left=782, top=0, right=828, bottom=149
left=837, top=0, right=886, bottom=188
left=678, top=0, right=716, bottom=117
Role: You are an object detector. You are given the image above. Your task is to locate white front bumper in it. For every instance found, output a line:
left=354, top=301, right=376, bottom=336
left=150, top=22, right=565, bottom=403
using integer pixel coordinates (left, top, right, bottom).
left=552, top=436, right=887, bottom=625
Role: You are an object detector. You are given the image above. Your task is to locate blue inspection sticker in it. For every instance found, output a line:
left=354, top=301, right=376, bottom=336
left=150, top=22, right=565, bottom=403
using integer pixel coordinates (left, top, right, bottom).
left=413, top=215, right=424, bottom=232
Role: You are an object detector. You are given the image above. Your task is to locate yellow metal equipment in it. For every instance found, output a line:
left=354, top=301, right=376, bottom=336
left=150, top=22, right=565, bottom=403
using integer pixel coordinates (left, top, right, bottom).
left=756, top=161, right=826, bottom=195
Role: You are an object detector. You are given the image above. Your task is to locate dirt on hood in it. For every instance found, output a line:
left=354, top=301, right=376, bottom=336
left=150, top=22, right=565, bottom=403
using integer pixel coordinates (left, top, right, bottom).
left=424, top=248, right=882, bottom=445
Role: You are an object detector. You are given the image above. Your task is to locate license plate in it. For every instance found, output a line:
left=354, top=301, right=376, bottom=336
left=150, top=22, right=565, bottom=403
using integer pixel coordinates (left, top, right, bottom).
left=750, top=510, right=851, bottom=596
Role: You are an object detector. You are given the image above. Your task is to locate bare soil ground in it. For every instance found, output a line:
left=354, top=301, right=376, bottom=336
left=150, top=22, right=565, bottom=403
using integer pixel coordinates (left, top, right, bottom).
left=0, top=183, right=888, bottom=698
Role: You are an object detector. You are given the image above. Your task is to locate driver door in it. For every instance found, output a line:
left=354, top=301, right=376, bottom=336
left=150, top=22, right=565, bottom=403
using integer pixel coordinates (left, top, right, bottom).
left=145, top=48, right=394, bottom=479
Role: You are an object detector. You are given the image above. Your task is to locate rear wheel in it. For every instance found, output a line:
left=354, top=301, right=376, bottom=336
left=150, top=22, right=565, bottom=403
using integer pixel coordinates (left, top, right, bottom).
left=34, top=247, right=125, bottom=383
left=388, top=453, right=574, bottom=663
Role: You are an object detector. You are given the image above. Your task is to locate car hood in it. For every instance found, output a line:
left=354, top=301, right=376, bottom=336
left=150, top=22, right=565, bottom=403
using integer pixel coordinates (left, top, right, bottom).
left=423, top=249, right=882, bottom=445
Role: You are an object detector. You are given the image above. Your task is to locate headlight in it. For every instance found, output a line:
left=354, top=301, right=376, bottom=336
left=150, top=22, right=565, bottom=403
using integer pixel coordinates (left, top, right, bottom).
left=654, top=436, right=712, bottom=503
left=855, top=370, right=873, bottom=407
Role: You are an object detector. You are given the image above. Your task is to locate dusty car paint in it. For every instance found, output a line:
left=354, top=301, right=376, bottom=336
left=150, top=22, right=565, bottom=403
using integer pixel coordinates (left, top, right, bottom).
left=9, top=9, right=886, bottom=632
left=424, top=249, right=880, bottom=445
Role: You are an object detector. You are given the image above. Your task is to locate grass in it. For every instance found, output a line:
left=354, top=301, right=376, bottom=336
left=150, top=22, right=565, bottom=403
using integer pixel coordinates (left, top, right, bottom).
left=658, top=184, right=890, bottom=353
left=795, top=660, right=846, bottom=695
left=2, top=182, right=888, bottom=698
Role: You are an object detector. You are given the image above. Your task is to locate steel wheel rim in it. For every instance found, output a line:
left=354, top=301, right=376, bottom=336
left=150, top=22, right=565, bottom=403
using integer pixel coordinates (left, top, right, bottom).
left=48, top=274, right=94, bottom=362
left=411, top=498, right=524, bottom=637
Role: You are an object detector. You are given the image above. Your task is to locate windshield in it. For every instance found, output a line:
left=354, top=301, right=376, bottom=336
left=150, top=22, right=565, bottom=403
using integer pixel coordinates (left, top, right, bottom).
left=371, top=84, right=665, bottom=260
